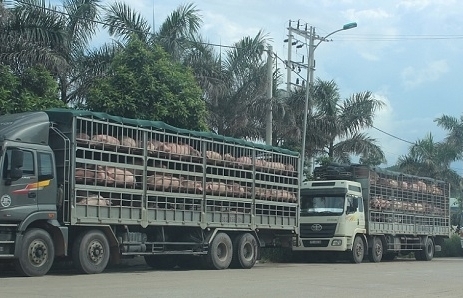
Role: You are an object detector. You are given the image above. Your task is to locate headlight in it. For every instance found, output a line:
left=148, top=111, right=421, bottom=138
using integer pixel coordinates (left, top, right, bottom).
left=331, top=239, right=342, bottom=246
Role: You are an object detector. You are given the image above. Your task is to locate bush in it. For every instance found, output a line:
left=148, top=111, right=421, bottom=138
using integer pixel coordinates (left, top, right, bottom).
left=260, top=247, right=293, bottom=263
left=435, top=234, right=463, bottom=257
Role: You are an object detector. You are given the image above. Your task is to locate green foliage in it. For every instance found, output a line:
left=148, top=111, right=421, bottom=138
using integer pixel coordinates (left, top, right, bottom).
left=276, top=79, right=386, bottom=166
left=87, top=38, right=208, bottom=131
left=0, top=65, right=19, bottom=113
left=397, top=133, right=461, bottom=192
left=315, top=156, right=333, bottom=167
left=435, top=234, right=463, bottom=257
left=0, top=65, right=64, bottom=114
left=359, top=150, right=385, bottom=166
left=260, top=247, right=293, bottom=263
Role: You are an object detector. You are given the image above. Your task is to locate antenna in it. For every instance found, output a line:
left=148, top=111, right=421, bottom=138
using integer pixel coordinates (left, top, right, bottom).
left=153, top=0, right=156, bottom=35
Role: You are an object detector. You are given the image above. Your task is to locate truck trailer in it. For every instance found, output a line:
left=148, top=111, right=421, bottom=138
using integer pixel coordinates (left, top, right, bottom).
left=0, top=109, right=299, bottom=276
left=293, top=164, right=450, bottom=263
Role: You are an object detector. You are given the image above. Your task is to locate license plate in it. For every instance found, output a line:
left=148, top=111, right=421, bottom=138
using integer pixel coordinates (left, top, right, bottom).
left=309, top=240, right=321, bottom=244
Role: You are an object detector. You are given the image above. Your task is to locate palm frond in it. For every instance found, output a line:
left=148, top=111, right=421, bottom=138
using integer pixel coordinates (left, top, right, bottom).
left=103, top=1, right=151, bottom=43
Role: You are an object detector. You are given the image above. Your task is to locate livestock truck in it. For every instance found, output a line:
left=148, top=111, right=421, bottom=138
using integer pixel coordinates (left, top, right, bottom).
left=293, top=163, right=450, bottom=263
left=0, top=109, right=299, bottom=276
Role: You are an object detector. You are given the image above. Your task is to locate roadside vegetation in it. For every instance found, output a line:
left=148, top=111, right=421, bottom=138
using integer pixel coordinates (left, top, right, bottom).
left=0, top=1, right=461, bottom=206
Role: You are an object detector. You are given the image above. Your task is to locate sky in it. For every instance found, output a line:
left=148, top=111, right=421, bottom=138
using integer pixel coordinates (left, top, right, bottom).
left=51, top=0, right=463, bottom=173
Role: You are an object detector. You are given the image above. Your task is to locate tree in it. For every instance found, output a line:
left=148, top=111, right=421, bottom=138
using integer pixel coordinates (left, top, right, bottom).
left=86, top=37, right=207, bottom=131
left=0, top=0, right=113, bottom=106
left=101, top=2, right=272, bottom=139
left=397, top=133, right=461, bottom=195
left=0, top=0, right=68, bottom=75
left=434, top=114, right=463, bottom=197
left=0, top=64, right=64, bottom=114
left=435, top=114, right=463, bottom=158
left=103, top=2, right=202, bottom=63
left=205, top=31, right=270, bottom=139
left=276, top=79, right=386, bottom=165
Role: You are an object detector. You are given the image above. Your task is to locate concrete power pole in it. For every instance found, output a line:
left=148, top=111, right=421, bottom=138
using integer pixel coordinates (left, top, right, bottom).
left=286, top=26, right=293, bottom=94
left=265, top=46, right=273, bottom=145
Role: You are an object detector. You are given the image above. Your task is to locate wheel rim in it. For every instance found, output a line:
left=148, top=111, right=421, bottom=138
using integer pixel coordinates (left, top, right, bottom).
left=216, top=242, right=228, bottom=261
left=374, top=241, right=382, bottom=257
left=242, top=242, right=254, bottom=261
left=355, top=241, right=363, bottom=258
left=28, top=239, right=48, bottom=267
left=88, top=240, right=105, bottom=264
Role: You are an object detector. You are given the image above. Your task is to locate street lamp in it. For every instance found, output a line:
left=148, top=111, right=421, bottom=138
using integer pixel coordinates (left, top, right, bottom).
left=300, top=22, right=357, bottom=181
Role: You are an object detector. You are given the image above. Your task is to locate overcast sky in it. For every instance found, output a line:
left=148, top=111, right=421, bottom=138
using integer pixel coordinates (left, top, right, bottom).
left=52, top=0, right=463, bottom=173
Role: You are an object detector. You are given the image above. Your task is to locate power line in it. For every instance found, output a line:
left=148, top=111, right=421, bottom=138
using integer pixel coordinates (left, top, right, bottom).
left=372, top=126, right=415, bottom=145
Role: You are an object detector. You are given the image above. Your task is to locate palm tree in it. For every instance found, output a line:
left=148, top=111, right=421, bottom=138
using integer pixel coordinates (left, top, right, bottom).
left=206, top=31, right=270, bottom=138
left=155, top=2, right=202, bottom=62
left=435, top=114, right=463, bottom=157
left=0, top=0, right=112, bottom=105
left=54, top=0, right=106, bottom=105
left=0, top=0, right=68, bottom=74
left=103, top=2, right=202, bottom=62
left=397, top=133, right=461, bottom=193
left=276, top=79, right=386, bottom=165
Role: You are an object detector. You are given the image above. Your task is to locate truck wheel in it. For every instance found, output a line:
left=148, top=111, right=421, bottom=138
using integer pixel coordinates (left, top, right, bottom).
left=422, top=238, right=434, bottom=261
left=15, top=228, right=54, bottom=277
left=72, top=230, right=110, bottom=274
left=368, top=237, right=383, bottom=263
left=207, top=232, right=233, bottom=269
left=232, top=233, right=258, bottom=269
left=350, top=236, right=364, bottom=264
left=144, top=255, right=177, bottom=269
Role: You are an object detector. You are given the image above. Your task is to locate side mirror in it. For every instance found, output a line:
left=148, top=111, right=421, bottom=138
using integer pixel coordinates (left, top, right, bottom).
left=9, top=149, right=24, bottom=180
left=346, top=205, right=356, bottom=214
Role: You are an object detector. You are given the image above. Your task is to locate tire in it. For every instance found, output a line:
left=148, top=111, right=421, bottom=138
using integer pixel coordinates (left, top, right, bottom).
left=15, top=228, right=54, bottom=277
left=232, top=233, right=258, bottom=269
left=368, top=237, right=383, bottom=263
left=207, top=232, right=233, bottom=270
left=350, top=236, right=365, bottom=264
left=72, top=230, right=110, bottom=274
left=422, top=238, right=434, bottom=261
left=144, top=255, right=178, bottom=270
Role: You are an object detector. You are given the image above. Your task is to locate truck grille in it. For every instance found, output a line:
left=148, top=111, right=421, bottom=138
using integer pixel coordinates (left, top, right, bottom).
left=300, top=223, right=337, bottom=238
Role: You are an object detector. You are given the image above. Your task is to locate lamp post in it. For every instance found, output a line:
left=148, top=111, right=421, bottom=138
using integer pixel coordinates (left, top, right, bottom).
left=300, top=22, right=357, bottom=181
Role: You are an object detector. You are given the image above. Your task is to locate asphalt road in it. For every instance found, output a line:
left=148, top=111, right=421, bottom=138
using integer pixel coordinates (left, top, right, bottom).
left=1, top=257, right=461, bottom=298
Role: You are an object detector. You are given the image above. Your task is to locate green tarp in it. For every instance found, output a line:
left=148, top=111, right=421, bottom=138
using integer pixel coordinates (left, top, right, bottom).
left=45, top=108, right=299, bottom=156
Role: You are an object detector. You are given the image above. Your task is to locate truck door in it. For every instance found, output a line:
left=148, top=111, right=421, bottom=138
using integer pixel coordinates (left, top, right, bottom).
left=36, top=151, right=57, bottom=210
left=1, top=148, right=39, bottom=211
left=345, top=195, right=366, bottom=233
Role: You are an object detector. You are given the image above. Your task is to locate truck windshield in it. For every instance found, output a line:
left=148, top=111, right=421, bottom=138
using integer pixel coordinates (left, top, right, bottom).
left=300, top=194, right=345, bottom=216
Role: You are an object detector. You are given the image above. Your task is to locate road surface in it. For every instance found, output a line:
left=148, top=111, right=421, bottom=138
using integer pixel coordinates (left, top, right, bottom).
left=1, top=257, right=461, bottom=298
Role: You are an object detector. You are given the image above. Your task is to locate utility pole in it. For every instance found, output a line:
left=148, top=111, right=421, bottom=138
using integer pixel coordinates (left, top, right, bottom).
left=286, top=25, right=293, bottom=94
left=286, top=20, right=357, bottom=182
left=265, top=46, right=273, bottom=145
left=302, top=26, right=315, bottom=178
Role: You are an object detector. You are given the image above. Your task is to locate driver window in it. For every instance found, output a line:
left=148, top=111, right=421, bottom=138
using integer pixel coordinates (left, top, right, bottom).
left=3, top=149, right=34, bottom=179
left=346, top=196, right=359, bottom=213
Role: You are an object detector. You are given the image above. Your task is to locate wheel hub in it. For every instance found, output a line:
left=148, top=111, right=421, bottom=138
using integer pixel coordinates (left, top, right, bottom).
left=216, top=243, right=227, bottom=261
left=243, top=243, right=253, bottom=260
left=88, top=240, right=104, bottom=263
left=28, top=240, right=48, bottom=266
